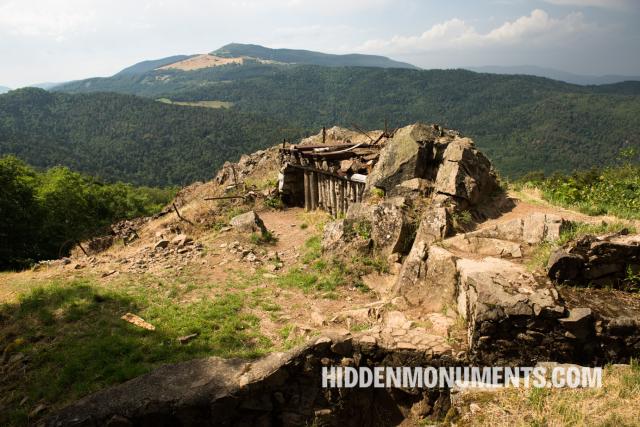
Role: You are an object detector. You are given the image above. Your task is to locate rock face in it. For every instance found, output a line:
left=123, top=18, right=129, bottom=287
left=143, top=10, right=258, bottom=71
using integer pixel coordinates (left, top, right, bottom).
left=396, top=245, right=458, bottom=312
left=365, top=123, right=439, bottom=193
left=456, top=257, right=568, bottom=364
left=229, top=210, right=268, bottom=234
left=322, top=199, right=412, bottom=256
left=365, top=123, right=499, bottom=209
left=547, top=232, right=640, bottom=288
left=45, top=334, right=456, bottom=427
left=432, top=137, right=497, bottom=206
left=368, top=201, right=413, bottom=256
left=462, top=213, right=568, bottom=245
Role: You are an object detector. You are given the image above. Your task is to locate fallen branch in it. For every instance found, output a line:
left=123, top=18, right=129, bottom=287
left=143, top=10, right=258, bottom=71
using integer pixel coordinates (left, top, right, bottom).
left=173, top=203, right=193, bottom=225
left=121, top=313, right=155, bottom=331
left=204, top=195, right=246, bottom=201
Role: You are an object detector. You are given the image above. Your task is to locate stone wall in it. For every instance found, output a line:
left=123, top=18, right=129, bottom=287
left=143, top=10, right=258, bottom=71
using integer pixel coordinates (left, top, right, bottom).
left=46, top=334, right=457, bottom=427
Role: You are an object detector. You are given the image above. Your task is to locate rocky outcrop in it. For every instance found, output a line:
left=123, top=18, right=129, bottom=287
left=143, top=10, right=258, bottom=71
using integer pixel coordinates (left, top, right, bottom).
left=396, top=245, right=458, bottom=312
left=365, top=123, right=499, bottom=211
left=322, top=199, right=413, bottom=256
left=456, top=257, right=569, bottom=364
left=462, top=213, right=568, bottom=245
left=548, top=232, right=640, bottom=288
left=365, top=124, right=440, bottom=193
left=46, top=334, right=457, bottom=427
left=432, top=137, right=497, bottom=207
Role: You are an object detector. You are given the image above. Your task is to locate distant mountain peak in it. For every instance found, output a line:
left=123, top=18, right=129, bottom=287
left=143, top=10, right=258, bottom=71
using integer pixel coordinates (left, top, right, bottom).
left=466, top=65, right=640, bottom=86
left=209, top=43, right=419, bottom=69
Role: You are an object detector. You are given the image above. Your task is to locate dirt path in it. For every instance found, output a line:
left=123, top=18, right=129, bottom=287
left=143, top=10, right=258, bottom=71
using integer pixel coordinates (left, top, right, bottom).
left=478, top=189, right=639, bottom=231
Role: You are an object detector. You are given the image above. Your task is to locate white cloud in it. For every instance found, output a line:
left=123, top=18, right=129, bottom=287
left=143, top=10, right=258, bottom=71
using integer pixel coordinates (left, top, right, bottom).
left=358, top=9, right=588, bottom=53
left=0, top=0, right=95, bottom=38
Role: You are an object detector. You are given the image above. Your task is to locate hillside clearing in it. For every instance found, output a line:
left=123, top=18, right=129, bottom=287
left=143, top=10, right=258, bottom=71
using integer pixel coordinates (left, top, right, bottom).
left=156, top=98, right=234, bottom=109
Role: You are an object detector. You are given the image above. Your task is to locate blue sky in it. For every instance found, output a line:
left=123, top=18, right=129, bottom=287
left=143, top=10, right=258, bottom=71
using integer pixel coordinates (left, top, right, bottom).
left=1, top=0, right=639, bottom=87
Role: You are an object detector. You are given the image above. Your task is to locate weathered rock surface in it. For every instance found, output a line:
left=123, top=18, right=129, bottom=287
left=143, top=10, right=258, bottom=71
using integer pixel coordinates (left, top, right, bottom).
left=366, top=123, right=439, bottom=193
left=229, top=210, right=268, bottom=234
left=443, top=235, right=522, bottom=258
left=462, top=213, right=568, bottom=245
left=368, top=201, right=413, bottom=256
left=45, top=334, right=457, bottom=427
left=456, top=257, right=569, bottom=364
left=395, top=245, right=458, bottom=313
left=433, top=137, right=497, bottom=206
left=548, top=232, right=640, bottom=288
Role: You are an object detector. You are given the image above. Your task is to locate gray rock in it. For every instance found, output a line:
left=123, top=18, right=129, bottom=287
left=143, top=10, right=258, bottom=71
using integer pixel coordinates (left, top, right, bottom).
left=154, top=240, right=170, bottom=249
left=547, top=250, right=585, bottom=281
left=559, top=308, right=593, bottom=340
left=229, top=211, right=267, bottom=234
left=366, top=123, right=439, bottom=193
left=433, top=137, right=498, bottom=205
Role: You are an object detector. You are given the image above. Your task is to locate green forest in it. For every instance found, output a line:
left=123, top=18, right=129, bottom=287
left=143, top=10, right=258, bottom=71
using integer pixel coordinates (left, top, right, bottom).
left=0, top=155, right=176, bottom=269
left=516, top=149, right=640, bottom=220
left=0, top=88, right=302, bottom=186
left=49, top=63, right=640, bottom=179
left=2, top=63, right=639, bottom=188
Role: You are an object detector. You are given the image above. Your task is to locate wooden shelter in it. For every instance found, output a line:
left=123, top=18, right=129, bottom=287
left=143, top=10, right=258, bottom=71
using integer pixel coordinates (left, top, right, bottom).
left=278, top=139, right=384, bottom=216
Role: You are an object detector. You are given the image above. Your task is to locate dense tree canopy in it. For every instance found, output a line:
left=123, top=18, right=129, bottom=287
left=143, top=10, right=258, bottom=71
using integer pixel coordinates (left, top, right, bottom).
left=0, top=156, right=176, bottom=268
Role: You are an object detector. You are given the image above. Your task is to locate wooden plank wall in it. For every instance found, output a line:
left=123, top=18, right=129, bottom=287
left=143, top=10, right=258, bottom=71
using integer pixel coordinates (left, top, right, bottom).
left=302, top=169, right=365, bottom=216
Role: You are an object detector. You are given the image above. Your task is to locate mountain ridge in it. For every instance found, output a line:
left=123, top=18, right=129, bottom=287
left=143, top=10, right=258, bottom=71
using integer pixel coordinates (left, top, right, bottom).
left=467, top=65, right=640, bottom=86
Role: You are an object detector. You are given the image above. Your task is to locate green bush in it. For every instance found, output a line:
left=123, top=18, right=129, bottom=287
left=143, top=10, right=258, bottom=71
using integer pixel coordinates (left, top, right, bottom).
left=0, top=156, right=177, bottom=269
left=517, top=154, right=640, bottom=220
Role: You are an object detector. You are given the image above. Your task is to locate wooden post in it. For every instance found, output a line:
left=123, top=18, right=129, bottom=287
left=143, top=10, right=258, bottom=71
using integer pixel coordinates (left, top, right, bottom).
left=338, top=181, right=345, bottom=216
left=303, top=171, right=310, bottom=211
left=318, top=174, right=323, bottom=210
left=330, top=178, right=337, bottom=217
left=310, top=172, right=318, bottom=210
left=358, top=184, right=365, bottom=202
left=322, top=126, right=326, bottom=144
left=173, top=203, right=193, bottom=225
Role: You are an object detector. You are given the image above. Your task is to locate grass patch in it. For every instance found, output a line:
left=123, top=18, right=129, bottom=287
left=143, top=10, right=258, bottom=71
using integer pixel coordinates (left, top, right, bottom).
left=301, top=235, right=322, bottom=264
left=156, top=98, right=234, bottom=109
left=516, top=161, right=640, bottom=220
left=455, top=362, right=640, bottom=426
left=0, top=279, right=270, bottom=425
left=557, top=220, right=636, bottom=245
left=250, top=230, right=278, bottom=245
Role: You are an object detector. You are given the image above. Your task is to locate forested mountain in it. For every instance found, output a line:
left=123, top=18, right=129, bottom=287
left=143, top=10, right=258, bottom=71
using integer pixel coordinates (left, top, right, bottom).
left=115, top=54, right=199, bottom=76
left=467, top=65, right=640, bottom=86
left=0, top=88, right=301, bottom=186
left=211, top=43, right=418, bottom=69
left=54, top=62, right=640, bottom=178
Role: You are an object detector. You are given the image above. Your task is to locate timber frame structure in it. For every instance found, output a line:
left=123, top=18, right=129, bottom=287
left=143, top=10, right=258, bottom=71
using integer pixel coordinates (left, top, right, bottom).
left=278, top=139, right=384, bottom=217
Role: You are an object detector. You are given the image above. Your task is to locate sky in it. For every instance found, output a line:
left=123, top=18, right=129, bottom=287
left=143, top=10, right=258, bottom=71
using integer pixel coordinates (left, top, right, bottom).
left=1, top=0, right=639, bottom=88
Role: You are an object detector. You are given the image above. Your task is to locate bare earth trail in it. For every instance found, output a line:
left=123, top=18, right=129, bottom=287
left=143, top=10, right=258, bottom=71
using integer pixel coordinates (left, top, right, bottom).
left=1, top=193, right=632, bottom=345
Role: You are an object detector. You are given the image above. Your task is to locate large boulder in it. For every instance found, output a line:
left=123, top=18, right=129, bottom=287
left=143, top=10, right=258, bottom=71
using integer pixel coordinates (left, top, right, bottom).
left=456, top=257, right=568, bottom=364
left=396, top=245, right=458, bottom=311
left=443, top=235, right=522, bottom=258
left=433, top=138, right=498, bottom=206
left=368, top=202, right=413, bottom=256
left=547, top=233, right=640, bottom=288
left=230, top=211, right=268, bottom=234
left=365, top=123, right=439, bottom=193
left=461, top=213, right=569, bottom=245
left=324, top=199, right=413, bottom=257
